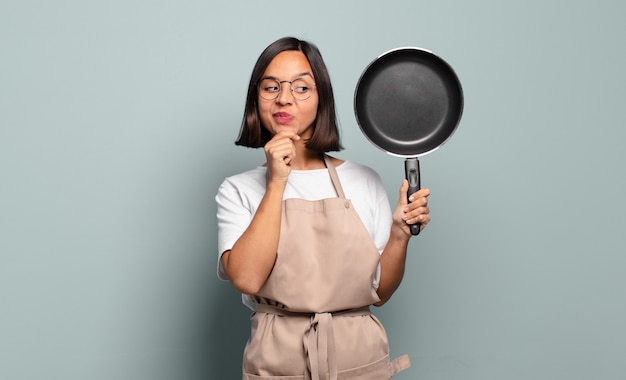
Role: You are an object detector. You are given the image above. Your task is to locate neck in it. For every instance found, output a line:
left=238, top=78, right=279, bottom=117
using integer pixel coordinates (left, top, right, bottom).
left=291, top=143, right=326, bottom=170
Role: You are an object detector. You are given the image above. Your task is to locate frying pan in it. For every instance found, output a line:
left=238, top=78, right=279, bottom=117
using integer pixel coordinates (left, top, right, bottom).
left=354, top=47, right=463, bottom=235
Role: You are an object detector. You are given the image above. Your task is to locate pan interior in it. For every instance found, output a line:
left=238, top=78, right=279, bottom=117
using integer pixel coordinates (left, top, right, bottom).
left=355, top=49, right=463, bottom=156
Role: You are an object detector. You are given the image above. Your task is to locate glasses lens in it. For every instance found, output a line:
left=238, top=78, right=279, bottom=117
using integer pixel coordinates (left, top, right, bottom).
left=258, top=79, right=281, bottom=100
left=291, top=78, right=314, bottom=100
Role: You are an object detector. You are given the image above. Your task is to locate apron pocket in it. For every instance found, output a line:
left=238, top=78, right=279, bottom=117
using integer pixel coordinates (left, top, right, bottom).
left=244, top=313, right=309, bottom=377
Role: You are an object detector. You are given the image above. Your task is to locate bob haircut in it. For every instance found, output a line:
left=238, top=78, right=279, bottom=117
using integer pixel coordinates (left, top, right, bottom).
left=235, top=37, right=342, bottom=152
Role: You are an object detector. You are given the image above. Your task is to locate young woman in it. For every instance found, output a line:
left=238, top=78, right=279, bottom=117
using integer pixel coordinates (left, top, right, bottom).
left=216, top=36, right=431, bottom=380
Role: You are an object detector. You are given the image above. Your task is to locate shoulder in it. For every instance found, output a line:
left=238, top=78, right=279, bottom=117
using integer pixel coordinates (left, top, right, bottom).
left=216, top=166, right=267, bottom=207
left=219, top=166, right=266, bottom=191
left=336, top=159, right=383, bottom=182
left=334, top=159, right=388, bottom=205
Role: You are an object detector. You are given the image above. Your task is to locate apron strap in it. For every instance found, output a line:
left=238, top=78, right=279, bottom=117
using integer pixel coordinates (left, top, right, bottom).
left=305, top=312, right=336, bottom=380
left=390, top=354, right=412, bottom=375
left=251, top=303, right=371, bottom=380
left=323, top=155, right=346, bottom=200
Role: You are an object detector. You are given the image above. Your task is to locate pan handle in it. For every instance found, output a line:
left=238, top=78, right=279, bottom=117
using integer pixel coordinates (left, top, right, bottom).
left=404, top=158, right=421, bottom=235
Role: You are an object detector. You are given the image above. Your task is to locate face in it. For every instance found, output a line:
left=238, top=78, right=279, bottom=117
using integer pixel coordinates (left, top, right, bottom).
left=257, top=51, right=318, bottom=139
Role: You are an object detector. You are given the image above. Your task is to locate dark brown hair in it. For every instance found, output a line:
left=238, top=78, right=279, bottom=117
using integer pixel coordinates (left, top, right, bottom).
left=235, top=37, right=342, bottom=152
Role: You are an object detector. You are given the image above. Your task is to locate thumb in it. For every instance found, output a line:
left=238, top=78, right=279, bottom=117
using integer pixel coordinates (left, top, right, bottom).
left=398, top=179, right=409, bottom=207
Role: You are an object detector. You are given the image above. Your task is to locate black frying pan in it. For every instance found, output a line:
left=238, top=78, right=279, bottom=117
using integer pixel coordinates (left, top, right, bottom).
left=354, top=47, right=463, bottom=235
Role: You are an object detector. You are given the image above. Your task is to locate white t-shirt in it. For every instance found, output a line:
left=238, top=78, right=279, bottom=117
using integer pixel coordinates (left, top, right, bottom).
left=215, top=160, right=392, bottom=305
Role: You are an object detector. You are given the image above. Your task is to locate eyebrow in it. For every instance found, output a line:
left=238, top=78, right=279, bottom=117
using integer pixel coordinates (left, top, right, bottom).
left=260, top=72, right=314, bottom=81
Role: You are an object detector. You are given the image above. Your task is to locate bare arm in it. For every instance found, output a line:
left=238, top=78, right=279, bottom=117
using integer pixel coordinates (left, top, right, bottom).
left=221, top=132, right=300, bottom=294
left=221, top=181, right=284, bottom=294
left=375, top=181, right=430, bottom=306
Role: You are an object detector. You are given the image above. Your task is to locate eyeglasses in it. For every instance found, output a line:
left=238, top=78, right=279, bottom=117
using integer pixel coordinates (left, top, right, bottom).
left=258, top=76, right=317, bottom=101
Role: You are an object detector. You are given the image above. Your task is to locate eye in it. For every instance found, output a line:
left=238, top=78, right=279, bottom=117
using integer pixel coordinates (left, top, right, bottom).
left=259, top=79, right=280, bottom=93
left=293, top=85, right=309, bottom=94
left=292, top=79, right=312, bottom=94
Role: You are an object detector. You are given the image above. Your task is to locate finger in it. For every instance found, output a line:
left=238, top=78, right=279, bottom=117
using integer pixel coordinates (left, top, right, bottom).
left=398, top=179, right=409, bottom=207
left=270, top=130, right=301, bottom=142
left=266, top=137, right=296, bottom=156
left=266, top=139, right=296, bottom=154
left=268, top=148, right=296, bottom=167
left=266, top=133, right=299, bottom=154
left=412, top=187, right=430, bottom=200
left=266, top=136, right=297, bottom=151
left=403, top=205, right=430, bottom=224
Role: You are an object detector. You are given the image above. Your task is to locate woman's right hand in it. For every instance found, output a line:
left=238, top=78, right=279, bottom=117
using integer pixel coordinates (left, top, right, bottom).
left=263, top=131, right=301, bottom=184
left=223, top=131, right=300, bottom=294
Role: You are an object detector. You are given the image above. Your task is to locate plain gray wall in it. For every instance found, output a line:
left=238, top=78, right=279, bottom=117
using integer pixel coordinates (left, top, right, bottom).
left=1, top=0, right=625, bottom=379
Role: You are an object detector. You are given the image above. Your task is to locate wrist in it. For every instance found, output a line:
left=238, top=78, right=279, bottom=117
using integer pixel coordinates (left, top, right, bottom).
left=388, top=226, right=411, bottom=245
left=264, top=179, right=287, bottom=201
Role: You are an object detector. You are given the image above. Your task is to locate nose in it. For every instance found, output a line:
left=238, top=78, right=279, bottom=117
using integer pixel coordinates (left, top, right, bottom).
left=276, top=80, right=293, bottom=104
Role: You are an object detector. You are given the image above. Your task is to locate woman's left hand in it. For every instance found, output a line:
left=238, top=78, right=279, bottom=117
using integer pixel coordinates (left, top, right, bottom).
left=376, top=181, right=431, bottom=304
left=392, top=180, right=431, bottom=238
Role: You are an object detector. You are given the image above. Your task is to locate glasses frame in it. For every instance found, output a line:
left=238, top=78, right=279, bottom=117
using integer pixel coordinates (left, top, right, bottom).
left=257, top=75, right=317, bottom=101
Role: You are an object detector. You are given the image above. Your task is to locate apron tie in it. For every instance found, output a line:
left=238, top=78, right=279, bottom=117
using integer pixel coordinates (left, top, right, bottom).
left=304, top=312, right=337, bottom=380
left=252, top=303, right=371, bottom=380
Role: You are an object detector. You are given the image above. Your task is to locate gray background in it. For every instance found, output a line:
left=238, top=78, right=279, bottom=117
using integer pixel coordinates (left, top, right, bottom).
left=1, top=0, right=625, bottom=379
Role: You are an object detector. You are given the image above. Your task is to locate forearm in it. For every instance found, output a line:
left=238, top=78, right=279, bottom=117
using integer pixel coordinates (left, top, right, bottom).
left=374, top=232, right=410, bottom=306
left=222, top=182, right=285, bottom=294
left=374, top=182, right=430, bottom=305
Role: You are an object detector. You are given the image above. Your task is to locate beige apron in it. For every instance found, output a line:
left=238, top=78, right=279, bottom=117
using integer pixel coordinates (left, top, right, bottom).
left=241, top=156, right=410, bottom=380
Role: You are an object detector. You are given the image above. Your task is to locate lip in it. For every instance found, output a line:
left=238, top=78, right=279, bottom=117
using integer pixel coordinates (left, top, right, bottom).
left=273, top=112, right=293, bottom=125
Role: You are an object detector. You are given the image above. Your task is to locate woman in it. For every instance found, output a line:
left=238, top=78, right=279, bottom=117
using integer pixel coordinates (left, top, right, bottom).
left=216, top=37, right=431, bottom=380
